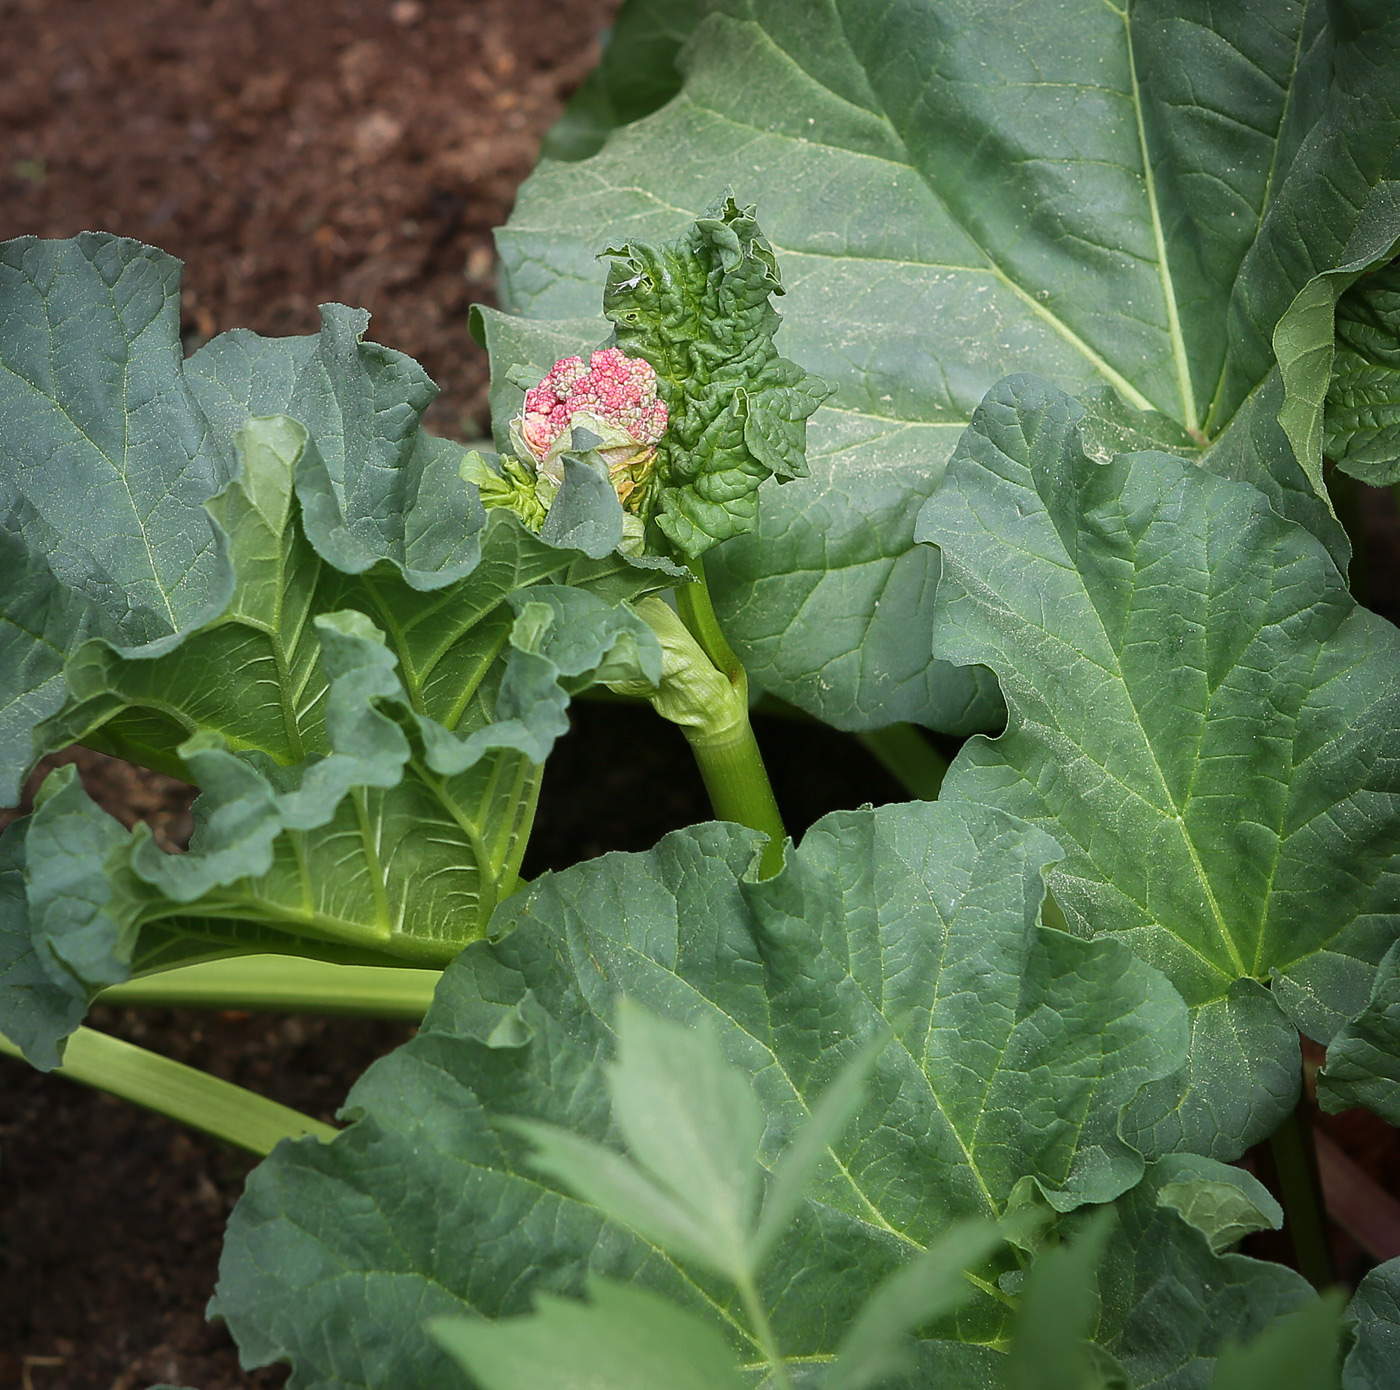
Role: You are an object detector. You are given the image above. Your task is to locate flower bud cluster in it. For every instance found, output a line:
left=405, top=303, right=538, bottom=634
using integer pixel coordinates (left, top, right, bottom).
left=521, top=348, right=668, bottom=463
left=511, top=348, right=668, bottom=510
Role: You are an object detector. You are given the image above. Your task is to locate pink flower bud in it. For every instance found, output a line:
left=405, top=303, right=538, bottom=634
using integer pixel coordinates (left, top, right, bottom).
left=515, top=348, right=668, bottom=493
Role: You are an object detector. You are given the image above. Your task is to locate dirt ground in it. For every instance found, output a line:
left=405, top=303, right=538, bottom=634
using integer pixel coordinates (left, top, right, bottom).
left=2, top=1, right=1400, bottom=1387
left=0, top=0, right=618, bottom=440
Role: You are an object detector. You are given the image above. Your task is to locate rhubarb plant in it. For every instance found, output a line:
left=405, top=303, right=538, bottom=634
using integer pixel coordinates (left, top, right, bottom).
left=4, top=1, right=1400, bottom=1386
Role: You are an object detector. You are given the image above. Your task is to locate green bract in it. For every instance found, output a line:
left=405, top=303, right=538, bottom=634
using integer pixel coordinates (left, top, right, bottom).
left=0, top=233, right=665, bottom=1068
left=476, top=196, right=832, bottom=564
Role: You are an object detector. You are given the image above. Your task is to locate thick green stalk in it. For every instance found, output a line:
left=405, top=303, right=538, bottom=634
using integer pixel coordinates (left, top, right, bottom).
left=857, top=724, right=950, bottom=801
left=1269, top=1099, right=1336, bottom=1290
left=616, top=587, right=787, bottom=877
left=0, top=1026, right=337, bottom=1155
left=674, top=558, right=744, bottom=685
left=98, top=954, right=439, bottom=1018
left=687, top=710, right=787, bottom=880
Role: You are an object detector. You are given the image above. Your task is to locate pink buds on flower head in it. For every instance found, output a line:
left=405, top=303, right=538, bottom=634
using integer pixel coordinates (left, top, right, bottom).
left=519, top=348, right=668, bottom=468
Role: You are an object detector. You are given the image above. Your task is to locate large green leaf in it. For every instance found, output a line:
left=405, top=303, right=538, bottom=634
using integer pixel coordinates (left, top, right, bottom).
left=0, top=235, right=236, bottom=802
left=490, top=0, right=1400, bottom=731
left=917, top=375, right=1400, bottom=1156
left=212, top=797, right=1189, bottom=1386
left=0, top=236, right=668, bottom=1067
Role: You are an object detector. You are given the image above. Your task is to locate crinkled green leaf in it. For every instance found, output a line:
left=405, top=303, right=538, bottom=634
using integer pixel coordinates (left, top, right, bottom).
left=0, top=244, right=668, bottom=1063
left=494, top=0, right=1400, bottom=731
left=1322, top=263, right=1400, bottom=484
left=1087, top=1158, right=1318, bottom=1388
left=597, top=194, right=832, bottom=558
left=917, top=375, right=1400, bottom=1157
left=1345, top=1257, right=1400, bottom=1390
left=430, top=1279, right=749, bottom=1390
left=1316, top=937, right=1400, bottom=1125
left=186, top=302, right=489, bottom=590
left=0, top=235, right=235, bottom=802
left=540, top=0, right=695, bottom=162
left=1153, top=1154, right=1282, bottom=1257
left=212, top=798, right=1188, bottom=1387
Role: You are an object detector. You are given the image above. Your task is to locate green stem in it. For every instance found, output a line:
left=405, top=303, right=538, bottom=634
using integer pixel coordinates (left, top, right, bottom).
left=1269, top=1098, right=1335, bottom=1290
left=856, top=724, right=950, bottom=801
left=674, top=557, right=744, bottom=685
left=98, top=954, right=439, bottom=1018
left=0, top=1026, right=337, bottom=1155
left=736, top=1270, right=794, bottom=1390
left=683, top=714, right=787, bottom=880
left=665, top=566, right=787, bottom=878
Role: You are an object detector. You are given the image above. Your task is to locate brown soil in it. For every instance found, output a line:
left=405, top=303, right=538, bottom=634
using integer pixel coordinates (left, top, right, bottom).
left=0, top=0, right=618, bottom=441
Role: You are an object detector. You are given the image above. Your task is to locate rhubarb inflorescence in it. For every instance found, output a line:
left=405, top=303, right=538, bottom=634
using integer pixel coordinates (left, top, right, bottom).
left=469, top=196, right=830, bottom=565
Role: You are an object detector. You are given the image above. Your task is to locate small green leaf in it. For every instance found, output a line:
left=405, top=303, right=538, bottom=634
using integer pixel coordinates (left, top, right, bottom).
left=608, top=1000, right=765, bottom=1268
left=1154, top=1153, right=1283, bottom=1256
left=1210, top=1292, right=1346, bottom=1390
left=752, top=1032, right=884, bottom=1264
left=513, top=1119, right=734, bottom=1276
left=1006, top=1211, right=1120, bottom=1390
left=824, top=1220, right=1004, bottom=1390
left=430, top=1279, right=749, bottom=1390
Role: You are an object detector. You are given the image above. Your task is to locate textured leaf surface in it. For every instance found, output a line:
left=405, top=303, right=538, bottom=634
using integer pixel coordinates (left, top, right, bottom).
left=1316, top=938, right=1400, bottom=1125
left=0, top=236, right=235, bottom=801
left=1322, top=264, right=1400, bottom=484
left=0, top=236, right=666, bottom=1064
left=1345, top=1258, right=1400, bottom=1390
left=918, top=376, right=1400, bottom=1156
left=491, top=0, right=1400, bottom=730
left=212, top=798, right=1188, bottom=1387
left=1087, top=1159, right=1316, bottom=1389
